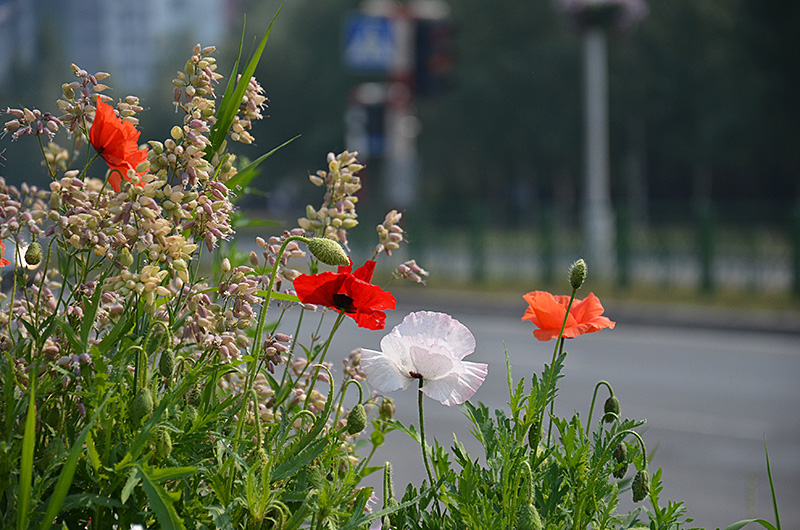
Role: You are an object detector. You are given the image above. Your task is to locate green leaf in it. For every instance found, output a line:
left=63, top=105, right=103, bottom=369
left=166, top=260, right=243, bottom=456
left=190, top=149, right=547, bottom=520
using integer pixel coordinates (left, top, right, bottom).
left=272, top=437, right=328, bottom=482
left=722, top=520, right=779, bottom=530
left=60, top=493, right=124, bottom=512
left=206, top=505, right=234, bottom=530
left=85, top=432, right=101, bottom=473
left=39, top=391, right=112, bottom=530
left=148, top=466, right=197, bottom=482
left=121, top=468, right=140, bottom=504
left=80, top=276, right=106, bottom=346
left=256, top=290, right=301, bottom=303
left=55, top=317, right=83, bottom=352
left=17, top=386, right=36, bottom=530
left=225, top=134, right=299, bottom=191
left=97, top=304, right=136, bottom=353
left=208, top=7, right=282, bottom=155
left=136, top=464, right=185, bottom=530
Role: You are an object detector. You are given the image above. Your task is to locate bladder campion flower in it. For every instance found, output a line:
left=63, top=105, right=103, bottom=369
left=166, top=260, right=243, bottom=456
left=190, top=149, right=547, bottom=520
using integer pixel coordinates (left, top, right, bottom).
left=522, top=290, right=615, bottom=341
left=360, top=311, right=488, bottom=406
left=293, top=259, right=395, bottom=330
left=89, top=97, right=148, bottom=192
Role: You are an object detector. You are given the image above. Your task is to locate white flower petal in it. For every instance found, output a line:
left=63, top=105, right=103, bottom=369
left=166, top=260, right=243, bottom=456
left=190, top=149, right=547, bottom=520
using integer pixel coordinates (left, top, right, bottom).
left=421, top=360, right=488, bottom=406
left=394, top=311, right=476, bottom=360
left=410, top=345, right=453, bottom=380
left=359, top=348, right=413, bottom=393
left=361, top=312, right=487, bottom=405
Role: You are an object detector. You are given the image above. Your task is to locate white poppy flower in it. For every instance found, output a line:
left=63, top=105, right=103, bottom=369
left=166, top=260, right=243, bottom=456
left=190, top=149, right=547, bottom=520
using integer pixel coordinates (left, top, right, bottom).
left=360, top=311, right=488, bottom=406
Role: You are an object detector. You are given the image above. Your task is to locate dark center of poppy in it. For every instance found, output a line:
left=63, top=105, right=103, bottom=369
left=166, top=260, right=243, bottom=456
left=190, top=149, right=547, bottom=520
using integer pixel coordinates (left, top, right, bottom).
left=409, top=371, right=423, bottom=379
left=332, top=293, right=355, bottom=312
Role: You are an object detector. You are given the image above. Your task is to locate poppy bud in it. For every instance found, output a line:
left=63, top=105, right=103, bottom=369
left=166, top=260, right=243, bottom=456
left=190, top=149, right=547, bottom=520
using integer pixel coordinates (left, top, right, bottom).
left=306, top=237, right=349, bottom=266
left=184, top=405, right=198, bottom=425
left=346, top=403, right=367, bottom=434
left=527, top=422, right=540, bottom=449
left=25, top=242, right=42, bottom=265
left=569, top=259, right=587, bottom=290
left=612, top=443, right=628, bottom=478
left=130, top=388, right=154, bottom=426
left=186, top=386, right=201, bottom=406
left=159, top=349, right=175, bottom=379
left=515, top=503, right=543, bottom=530
left=632, top=469, right=650, bottom=502
left=154, top=427, right=172, bottom=460
left=603, top=395, right=620, bottom=423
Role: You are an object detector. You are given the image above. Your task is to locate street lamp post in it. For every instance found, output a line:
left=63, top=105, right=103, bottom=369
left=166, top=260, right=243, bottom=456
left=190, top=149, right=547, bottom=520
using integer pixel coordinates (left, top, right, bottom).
left=556, top=0, right=648, bottom=278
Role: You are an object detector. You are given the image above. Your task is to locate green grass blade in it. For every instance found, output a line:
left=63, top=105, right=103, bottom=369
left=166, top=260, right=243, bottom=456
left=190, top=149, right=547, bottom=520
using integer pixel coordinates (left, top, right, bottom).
left=208, top=6, right=283, bottom=155
left=17, top=386, right=36, bottom=530
left=764, top=437, right=781, bottom=530
left=39, top=391, right=112, bottom=530
left=225, top=134, right=299, bottom=192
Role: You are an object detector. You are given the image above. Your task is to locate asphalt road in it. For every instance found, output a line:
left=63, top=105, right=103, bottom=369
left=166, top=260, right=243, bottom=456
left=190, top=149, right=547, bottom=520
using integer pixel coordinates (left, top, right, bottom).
left=280, top=289, right=800, bottom=530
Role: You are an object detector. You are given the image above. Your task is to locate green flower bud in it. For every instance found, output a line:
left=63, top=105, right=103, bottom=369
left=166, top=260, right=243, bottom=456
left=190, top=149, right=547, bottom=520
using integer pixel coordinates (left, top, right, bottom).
left=119, top=247, right=134, bottom=268
left=527, top=422, right=540, bottom=449
left=569, top=258, right=587, bottom=290
left=159, top=349, right=175, bottom=379
left=379, top=397, right=395, bottom=421
left=154, top=427, right=172, bottom=460
left=612, top=443, right=628, bottom=479
left=184, top=405, right=198, bottom=425
left=347, top=403, right=367, bottom=435
left=186, top=386, right=202, bottom=407
left=25, top=242, right=42, bottom=266
left=307, top=237, right=349, bottom=266
left=130, top=388, right=154, bottom=426
left=516, top=503, right=543, bottom=530
left=632, top=469, right=650, bottom=502
left=603, top=395, right=620, bottom=423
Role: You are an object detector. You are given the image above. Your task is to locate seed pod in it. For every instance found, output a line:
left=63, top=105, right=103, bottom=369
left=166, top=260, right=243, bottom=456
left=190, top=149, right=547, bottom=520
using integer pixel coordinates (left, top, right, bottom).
left=159, top=349, right=175, bottom=379
left=632, top=469, right=650, bottom=502
left=307, top=237, right=349, bottom=266
left=130, top=388, right=154, bottom=426
left=603, top=395, right=620, bottom=423
left=516, top=503, right=543, bottom=530
left=154, top=427, right=172, bottom=460
left=25, top=242, right=42, bottom=265
left=347, top=403, right=367, bottom=435
left=527, top=422, right=540, bottom=449
left=612, top=443, right=629, bottom=478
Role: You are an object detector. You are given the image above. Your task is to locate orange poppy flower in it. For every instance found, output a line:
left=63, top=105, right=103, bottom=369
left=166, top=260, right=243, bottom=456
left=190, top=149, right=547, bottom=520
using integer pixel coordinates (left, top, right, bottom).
left=0, top=241, right=9, bottom=267
left=522, top=290, right=615, bottom=341
left=89, top=98, right=148, bottom=192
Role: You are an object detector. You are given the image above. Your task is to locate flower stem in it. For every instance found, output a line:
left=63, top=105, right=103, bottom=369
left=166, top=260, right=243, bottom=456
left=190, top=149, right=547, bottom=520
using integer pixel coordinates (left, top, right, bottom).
left=541, top=287, right=577, bottom=447
left=587, top=380, right=614, bottom=428
left=418, top=379, right=435, bottom=489
left=303, top=311, right=345, bottom=411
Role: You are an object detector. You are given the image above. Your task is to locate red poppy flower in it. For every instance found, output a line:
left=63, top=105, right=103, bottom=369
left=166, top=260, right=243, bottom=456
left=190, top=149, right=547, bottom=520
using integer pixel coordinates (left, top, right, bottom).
left=0, top=241, right=9, bottom=267
left=89, top=98, right=148, bottom=192
left=293, top=260, right=396, bottom=330
left=522, top=290, right=615, bottom=341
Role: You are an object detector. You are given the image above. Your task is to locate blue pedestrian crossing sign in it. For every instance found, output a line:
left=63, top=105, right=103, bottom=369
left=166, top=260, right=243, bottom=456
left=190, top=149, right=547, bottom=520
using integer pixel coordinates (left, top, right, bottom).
left=343, top=14, right=398, bottom=73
